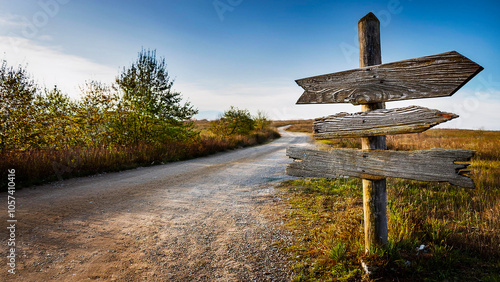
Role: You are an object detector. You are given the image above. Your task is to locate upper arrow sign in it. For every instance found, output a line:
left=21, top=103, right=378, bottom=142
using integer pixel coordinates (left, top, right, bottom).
left=296, top=51, right=483, bottom=105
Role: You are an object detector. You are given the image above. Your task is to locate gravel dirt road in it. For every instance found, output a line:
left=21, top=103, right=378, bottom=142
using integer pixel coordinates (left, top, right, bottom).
left=1, top=129, right=310, bottom=281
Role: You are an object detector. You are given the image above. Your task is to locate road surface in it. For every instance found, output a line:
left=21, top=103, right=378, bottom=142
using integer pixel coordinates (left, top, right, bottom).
left=1, top=129, right=310, bottom=281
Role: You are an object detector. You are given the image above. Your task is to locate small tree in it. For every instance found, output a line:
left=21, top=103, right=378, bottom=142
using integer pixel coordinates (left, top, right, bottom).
left=116, top=48, right=197, bottom=121
left=254, top=110, right=271, bottom=131
left=35, top=86, right=77, bottom=148
left=76, top=81, right=118, bottom=146
left=115, top=49, right=198, bottom=144
left=210, top=106, right=255, bottom=136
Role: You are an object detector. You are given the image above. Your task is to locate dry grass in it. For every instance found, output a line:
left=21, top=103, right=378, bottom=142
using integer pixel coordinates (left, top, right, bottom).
left=272, top=120, right=314, bottom=133
left=192, top=119, right=212, bottom=131
left=387, top=129, right=500, bottom=160
left=0, top=128, right=280, bottom=190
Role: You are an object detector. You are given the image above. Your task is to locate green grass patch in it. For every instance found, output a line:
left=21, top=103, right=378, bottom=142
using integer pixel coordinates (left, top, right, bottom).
left=279, top=177, right=499, bottom=281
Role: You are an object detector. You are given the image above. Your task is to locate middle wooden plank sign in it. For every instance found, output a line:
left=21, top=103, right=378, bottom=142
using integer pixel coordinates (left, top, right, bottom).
left=313, top=105, right=457, bottom=139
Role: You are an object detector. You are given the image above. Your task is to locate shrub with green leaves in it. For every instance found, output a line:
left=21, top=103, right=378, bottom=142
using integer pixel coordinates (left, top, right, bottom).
left=0, top=61, right=39, bottom=151
left=209, top=106, right=255, bottom=136
left=254, top=110, right=271, bottom=131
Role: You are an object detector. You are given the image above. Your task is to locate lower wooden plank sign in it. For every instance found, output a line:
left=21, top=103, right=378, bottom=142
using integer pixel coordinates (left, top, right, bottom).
left=314, top=105, right=458, bottom=139
left=286, top=147, right=475, bottom=188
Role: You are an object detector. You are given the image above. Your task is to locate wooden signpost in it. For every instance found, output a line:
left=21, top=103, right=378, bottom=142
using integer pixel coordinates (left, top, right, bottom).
left=286, top=12, right=483, bottom=252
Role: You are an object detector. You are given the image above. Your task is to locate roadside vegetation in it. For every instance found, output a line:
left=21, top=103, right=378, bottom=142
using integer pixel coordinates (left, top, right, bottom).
left=0, top=50, right=278, bottom=191
left=276, top=120, right=499, bottom=281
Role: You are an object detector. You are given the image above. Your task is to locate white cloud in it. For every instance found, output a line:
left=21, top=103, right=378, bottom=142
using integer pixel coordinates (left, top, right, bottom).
left=38, top=34, right=53, bottom=41
left=389, top=95, right=500, bottom=130
left=0, top=35, right=117, bottom=99
left=176, top=80, right=360, bottom=121
left=0, top=14, right=29, bottom=28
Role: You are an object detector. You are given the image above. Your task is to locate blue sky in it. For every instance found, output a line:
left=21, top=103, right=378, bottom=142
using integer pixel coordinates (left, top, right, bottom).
left=1, top=0, right=499, bottom=129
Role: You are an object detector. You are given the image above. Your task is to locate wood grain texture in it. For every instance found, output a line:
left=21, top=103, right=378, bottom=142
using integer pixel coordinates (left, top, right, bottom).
left=313, top=106, right=458, bottom=139
left=359, top=12, right=388, bottom=249
left=295, top=51, right=483, bottom=105
left=286, top=147, right=475, bottom=188
left=358, top=14, right=387, bottom=151
left=359, top=12, right=381, bottom=67
left=363, top=178, right=386, bottom=249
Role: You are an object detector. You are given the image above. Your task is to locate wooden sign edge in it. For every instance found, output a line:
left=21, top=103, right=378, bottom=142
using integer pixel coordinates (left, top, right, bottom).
left=286, top=146, right=476, bottom=188
left=313, top=106, right=458, bottom=139
left=294, top=51, right=484, bottom=105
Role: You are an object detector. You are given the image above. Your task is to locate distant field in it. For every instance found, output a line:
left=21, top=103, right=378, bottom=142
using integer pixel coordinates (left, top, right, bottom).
left=273, top=119, right=500, bottom=281
left=272, top=119, right=313, bottom=133
left=192, top=119, right=212, bottom=131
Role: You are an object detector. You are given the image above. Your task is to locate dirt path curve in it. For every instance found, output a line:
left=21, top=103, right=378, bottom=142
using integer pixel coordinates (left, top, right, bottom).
left=1, top=129, right=310, bottom=281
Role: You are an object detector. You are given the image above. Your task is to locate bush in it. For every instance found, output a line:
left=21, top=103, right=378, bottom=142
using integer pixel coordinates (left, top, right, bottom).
left=0, top=60, right=39, bottom=151
left=209, top=106, right=255, bottom=136
left=254, top=111, right=272, bottom=131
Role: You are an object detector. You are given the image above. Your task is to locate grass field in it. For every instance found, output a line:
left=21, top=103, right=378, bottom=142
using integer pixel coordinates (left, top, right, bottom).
left=275, top=120, right=500, bottom=281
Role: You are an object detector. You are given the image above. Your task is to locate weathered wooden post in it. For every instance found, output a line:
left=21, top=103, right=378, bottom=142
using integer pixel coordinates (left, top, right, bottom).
left=358, top=12, right=388, bottom=251
left=286, top=12, right=483, bottom=253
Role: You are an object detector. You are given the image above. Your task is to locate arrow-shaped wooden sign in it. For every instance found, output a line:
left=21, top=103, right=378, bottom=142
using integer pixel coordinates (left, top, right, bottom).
left=286, top=146, right=475, bottom=188
left=296, top=51, right=483, bottom=105
left=288, top=12, right=483, bottom=252
left=313, top=105, right=458, bottom=139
